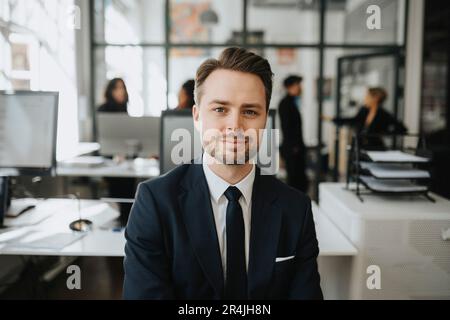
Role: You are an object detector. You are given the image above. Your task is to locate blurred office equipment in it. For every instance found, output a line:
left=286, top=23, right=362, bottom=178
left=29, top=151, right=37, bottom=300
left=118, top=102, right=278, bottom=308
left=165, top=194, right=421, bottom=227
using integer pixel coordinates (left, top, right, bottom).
left=0, top=91, right=58, bottom=225
left=97, top=113, right=160, bottom=225
left=346, top=134, right=433, bottom=202
left=159, top=109, right=201, bottom=175
left=259, top=109, right=278, bottom=176
left=0, top=91, right=59, bottom=175
left=331, top=52, right=404, bottom=180
left=97, top=113, right=160, bottom=158
left=0, top=177, right=10, bottom=227
left=159, top=109, right=277, bottom=175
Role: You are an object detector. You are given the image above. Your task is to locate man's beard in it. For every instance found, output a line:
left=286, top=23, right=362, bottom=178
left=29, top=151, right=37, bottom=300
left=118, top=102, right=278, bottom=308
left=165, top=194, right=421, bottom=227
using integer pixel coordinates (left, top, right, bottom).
left=203, top=131, right=258, bottom=165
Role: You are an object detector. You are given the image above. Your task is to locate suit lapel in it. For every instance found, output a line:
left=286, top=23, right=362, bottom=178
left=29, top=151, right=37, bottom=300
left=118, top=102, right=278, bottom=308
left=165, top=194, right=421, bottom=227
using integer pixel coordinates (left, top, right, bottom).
left=178, top=162, right=282, bottom=299
left=248, top=169, right=282, bottom=299
left=179, top=163, right=224, bottom=298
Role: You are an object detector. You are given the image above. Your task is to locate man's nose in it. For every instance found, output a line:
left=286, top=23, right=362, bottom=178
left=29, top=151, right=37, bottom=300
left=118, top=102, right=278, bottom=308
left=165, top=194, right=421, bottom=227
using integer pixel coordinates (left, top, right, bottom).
left=225, top=111, right=243, bottom=132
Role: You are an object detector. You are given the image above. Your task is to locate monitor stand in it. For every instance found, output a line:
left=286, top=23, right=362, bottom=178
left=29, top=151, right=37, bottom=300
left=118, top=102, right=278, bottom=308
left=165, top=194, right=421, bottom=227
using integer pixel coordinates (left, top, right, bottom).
left=0, top=177, right=11, bottom=228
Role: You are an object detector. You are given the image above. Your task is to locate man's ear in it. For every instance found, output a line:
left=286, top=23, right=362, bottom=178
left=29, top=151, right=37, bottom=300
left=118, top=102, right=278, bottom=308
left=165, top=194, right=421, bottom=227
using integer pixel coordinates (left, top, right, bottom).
left=192, top=104, right=201, bottom=132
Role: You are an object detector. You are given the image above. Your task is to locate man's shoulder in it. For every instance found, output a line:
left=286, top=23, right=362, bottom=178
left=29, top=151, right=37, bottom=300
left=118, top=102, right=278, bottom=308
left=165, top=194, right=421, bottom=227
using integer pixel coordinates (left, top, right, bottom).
left=139, top=163, right=192, bottom=193
left=278, top=96, right=291, bottom=108
left=259, top=174, right=310, bottom=207
left=258, top=176, right=312, bottom=229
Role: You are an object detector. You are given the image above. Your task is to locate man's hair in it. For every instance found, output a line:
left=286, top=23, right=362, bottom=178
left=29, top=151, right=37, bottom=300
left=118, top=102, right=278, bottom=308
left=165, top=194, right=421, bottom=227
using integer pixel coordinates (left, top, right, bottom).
left=283, top=75, right=303, bottom=88
left=368, top=87, right=388, bottom=105
left=194, top=47, right=274, bottom=110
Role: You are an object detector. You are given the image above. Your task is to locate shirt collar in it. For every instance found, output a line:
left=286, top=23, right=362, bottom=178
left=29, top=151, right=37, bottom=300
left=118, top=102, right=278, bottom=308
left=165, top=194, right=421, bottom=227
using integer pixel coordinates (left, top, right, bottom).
left=202, top=153, right=255, bottom=205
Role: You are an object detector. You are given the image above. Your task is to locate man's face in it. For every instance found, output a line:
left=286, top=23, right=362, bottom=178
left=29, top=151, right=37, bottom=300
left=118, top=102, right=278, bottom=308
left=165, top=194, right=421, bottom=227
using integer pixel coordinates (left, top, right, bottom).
left=287, top=82, right=302, bottom=96
left=112, top=81, right=127, bottom=104
left=192, top=69, right=268, bottom=165
left=178, top=88, right=188, bottom=109
left=364, top=91, right=378, bottom=108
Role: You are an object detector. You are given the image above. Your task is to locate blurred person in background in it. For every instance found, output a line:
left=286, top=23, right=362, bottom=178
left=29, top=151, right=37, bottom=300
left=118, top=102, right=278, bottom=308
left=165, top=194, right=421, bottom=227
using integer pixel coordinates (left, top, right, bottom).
left=323, top=87, right=407, bottom=150
left=98, top=78, right=136, bottom=226
left=98, top=78, right=129, bottom=113
left=278, top=75, right=308, bottom=193
left=176, top=79, right=195, bottom=110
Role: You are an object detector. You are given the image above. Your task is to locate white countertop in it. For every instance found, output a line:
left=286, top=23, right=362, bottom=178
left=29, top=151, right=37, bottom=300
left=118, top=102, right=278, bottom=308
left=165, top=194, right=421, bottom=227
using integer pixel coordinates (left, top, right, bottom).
left=312, top=202, right=357, bottom=256
left=319, top=183, right=450, bottom=221
left=0, top=199, right=123, bottom=256
left=57, top=157, right=160, bottom=178
left=1, top=197, right=356, bottom=258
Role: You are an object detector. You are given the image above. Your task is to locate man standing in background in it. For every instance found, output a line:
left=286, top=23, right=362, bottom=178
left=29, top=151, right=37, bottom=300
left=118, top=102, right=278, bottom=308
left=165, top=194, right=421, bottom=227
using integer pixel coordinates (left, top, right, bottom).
left=278, top=75, right=308, bottom=193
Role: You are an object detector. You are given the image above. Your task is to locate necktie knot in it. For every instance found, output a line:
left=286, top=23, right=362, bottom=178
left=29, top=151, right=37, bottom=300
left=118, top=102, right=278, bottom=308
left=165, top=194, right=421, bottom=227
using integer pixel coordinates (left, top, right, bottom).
left=224, top=186, right=242, bottom=202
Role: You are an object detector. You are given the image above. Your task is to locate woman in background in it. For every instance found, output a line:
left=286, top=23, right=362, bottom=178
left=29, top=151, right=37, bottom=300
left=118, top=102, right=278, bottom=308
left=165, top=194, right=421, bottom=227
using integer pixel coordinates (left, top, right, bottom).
left=324, top=87, right=407, bottom=150
left=98, top=78, right=129, bottom=113
left=176, top=79, right=195, bottom=110
left=98, top=78, right=135, bottom=226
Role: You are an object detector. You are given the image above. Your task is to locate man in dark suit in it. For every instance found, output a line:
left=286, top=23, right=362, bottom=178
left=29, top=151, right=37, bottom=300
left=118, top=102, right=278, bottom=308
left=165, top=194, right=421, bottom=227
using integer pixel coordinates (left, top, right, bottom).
left=123, top=48, right=323, bottom=300
left=278, top=75, right=308, bottom=193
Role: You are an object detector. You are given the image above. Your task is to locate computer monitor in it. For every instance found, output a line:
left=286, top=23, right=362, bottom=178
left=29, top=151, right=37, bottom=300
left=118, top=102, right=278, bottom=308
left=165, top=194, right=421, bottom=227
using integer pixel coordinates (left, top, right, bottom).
left=159, top=110, right=202, bottom=174
left=0, top=91, right=59, bottom=175
left=159, top=109, right=277, bottom=175
left=0, top=176, right=11, bottom=227
left=97, top=113, right=160, bottom=158
left=259, top=109, right=278, bottom=176
left=0, top=91, right=58, bottom=227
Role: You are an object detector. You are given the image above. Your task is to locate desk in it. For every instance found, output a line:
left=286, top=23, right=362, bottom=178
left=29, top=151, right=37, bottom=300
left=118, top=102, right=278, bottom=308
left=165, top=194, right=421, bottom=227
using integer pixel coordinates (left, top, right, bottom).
left=319, top=182, right=450, bottom=299
left=0, top=199, right=123, bottom=257
left=74, top=142, right=101, bottom=157
left=57, top=157, right=159, bottom=179
left=1, top=200, right=354, bottom=257
left=312, top=202, right=357, bottom=256
left=56, top=157, right=160, bottom=198
left=0, top=197, right=356, bottom=299
left=312, top=202, right=357, bottom=299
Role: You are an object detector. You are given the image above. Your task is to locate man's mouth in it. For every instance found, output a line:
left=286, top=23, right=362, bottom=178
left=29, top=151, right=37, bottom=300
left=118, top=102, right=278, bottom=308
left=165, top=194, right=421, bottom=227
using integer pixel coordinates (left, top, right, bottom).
left=222, top=139, right=245, bottom=145
left=220, top=135, right=249, bottom=145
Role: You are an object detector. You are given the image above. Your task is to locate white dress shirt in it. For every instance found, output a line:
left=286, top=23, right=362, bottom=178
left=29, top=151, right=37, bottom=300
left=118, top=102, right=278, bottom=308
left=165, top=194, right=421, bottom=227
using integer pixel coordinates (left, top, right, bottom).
left=202, top=153, right=255, bottom=280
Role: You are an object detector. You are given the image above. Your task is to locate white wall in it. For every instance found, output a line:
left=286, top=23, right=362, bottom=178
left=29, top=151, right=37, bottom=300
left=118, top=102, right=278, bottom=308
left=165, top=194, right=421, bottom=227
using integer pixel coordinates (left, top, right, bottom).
left=75, top=0, right=93, bottom=142
left=404, top=0, right=424, bottom=136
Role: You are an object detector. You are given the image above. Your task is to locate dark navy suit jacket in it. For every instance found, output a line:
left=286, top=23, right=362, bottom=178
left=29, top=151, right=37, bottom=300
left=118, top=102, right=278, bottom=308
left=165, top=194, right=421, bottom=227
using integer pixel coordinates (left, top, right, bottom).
left=123, top=161, right=323, bottom=300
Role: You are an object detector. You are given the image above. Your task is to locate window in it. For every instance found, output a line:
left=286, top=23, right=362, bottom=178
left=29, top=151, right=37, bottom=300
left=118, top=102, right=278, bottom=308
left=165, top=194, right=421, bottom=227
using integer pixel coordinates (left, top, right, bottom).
left=168, top=47, right=225, bottom=108
left=248, top=0, right=320, bottom=44
left=264, top=48, right=319, bottom=146
left=325, top=0, right=406, bottom=45
left=95, top=47, right=166, bottom=116
left=92, top=0, right=409, bottom=199
left=169, top=0, right=243, bottom=44
left=94, top=0, right=165, bottom=44
left=0, top=0, right=79, bottom=161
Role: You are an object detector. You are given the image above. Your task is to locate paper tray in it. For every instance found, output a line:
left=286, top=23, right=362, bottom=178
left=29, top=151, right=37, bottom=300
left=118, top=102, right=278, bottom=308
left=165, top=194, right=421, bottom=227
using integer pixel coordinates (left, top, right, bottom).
left=359, top=176, right=428, bottom=193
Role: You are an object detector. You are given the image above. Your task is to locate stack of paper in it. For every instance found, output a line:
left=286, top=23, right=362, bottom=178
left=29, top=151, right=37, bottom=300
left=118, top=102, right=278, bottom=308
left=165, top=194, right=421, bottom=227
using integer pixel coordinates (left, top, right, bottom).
left=359, top=162, right=430, bottom=179
left=359, top=176, right=428, bottom=193
left=366, top=151, right=430, bottom=163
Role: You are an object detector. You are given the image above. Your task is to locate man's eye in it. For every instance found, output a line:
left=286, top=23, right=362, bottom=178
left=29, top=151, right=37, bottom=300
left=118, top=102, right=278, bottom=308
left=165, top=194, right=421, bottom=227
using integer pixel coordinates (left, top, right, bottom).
left=214, top=107, right=225, bottom=113
left=243, top=110, right=257, bottom=115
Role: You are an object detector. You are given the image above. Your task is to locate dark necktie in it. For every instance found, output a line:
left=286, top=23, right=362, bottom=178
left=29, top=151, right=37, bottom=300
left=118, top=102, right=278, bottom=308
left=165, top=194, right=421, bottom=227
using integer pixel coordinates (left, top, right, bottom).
left=224, top=186, right=247, bottom=300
